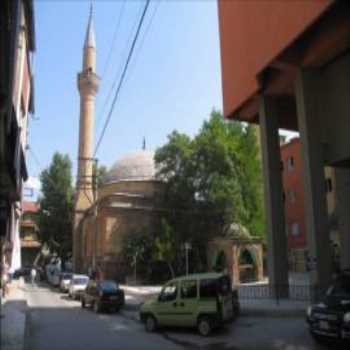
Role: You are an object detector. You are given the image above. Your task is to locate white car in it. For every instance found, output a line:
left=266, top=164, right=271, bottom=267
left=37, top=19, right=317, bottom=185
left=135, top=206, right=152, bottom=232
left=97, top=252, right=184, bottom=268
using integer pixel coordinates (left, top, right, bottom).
left=60, top=273, right=73, bottom=292
left=68, top=275, right=89, bottom=300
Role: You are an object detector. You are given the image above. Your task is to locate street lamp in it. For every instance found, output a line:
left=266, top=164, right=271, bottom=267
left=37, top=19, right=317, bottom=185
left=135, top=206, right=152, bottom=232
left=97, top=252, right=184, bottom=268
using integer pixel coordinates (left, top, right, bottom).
left=184, top=242, right=192, bottom=276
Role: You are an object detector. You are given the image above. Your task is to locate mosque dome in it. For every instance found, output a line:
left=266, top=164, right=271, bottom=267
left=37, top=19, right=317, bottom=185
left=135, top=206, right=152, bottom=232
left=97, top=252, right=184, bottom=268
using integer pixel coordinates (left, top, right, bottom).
left=104, top=150, right=156, bottom=184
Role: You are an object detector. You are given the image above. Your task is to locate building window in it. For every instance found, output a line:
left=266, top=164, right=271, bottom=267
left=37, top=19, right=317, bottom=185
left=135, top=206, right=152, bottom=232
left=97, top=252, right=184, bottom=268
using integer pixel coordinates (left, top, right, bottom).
left=287, top=157, right=294, bottom=171
left=291, top=223, right=300, bottom=236
left=325, top=178, right=333, bottom=193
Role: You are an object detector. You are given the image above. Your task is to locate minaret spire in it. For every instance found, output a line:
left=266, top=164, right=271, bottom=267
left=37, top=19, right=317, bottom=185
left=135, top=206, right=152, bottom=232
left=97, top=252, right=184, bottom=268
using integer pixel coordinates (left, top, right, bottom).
left=84, top=3, right=96, bottom=49
left=74, top=5, right=100, bottom=272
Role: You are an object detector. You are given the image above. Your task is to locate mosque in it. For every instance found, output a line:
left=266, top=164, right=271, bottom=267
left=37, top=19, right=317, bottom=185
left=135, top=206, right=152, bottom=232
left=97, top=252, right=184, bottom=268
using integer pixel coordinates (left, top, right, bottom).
left=72, top=7, right=263, bottom=284
left=72, top=8, right=163, bottom=281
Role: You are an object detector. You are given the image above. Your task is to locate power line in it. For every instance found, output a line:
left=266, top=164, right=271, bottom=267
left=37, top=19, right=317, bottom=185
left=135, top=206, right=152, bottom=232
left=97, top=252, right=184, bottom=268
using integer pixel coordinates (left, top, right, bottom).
left=94, top=0, right=151, bottom=156
left=95, top=2, right=144, bottom=130
left=124, top=0, right=161, bottom=86
left=100, top=0, right=126, bottom=80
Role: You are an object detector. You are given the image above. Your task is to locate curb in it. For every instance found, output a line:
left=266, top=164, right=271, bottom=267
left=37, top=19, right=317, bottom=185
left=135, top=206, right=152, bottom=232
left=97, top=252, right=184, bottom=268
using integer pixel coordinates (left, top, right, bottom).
left=240, top=307, right=306, bottom=318
left=121, top=302, right=306, bottom=321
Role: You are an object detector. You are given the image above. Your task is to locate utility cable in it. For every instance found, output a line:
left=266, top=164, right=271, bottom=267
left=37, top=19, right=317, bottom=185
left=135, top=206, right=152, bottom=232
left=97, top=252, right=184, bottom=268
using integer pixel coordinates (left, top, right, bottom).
left=100, top=0, right=126, bottom=80
left=95, top=1, right=144, bottom=130
left=124, top=0, right=161, bottom=86
left=94, top=0, right=151, bottom=156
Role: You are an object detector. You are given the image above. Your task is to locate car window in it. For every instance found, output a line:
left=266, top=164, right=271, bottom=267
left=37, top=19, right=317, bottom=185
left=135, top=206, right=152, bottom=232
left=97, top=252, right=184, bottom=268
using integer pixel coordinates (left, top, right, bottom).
left=99, top=281, right=118, bottom=292
left=200, top=279, right=217, bottom=298
left=180, top=280, right=197, bottom=299
left=159, top=282, right=178, bottom=302
left=74, top=277, right=88, bottom=285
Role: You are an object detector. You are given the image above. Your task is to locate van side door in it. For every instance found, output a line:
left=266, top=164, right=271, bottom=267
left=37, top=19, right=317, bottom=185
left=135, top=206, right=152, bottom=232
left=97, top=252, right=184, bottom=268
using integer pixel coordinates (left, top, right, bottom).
left=178, top=279, right=198, bottom=326
left=154, top=281, right=179, bottom=326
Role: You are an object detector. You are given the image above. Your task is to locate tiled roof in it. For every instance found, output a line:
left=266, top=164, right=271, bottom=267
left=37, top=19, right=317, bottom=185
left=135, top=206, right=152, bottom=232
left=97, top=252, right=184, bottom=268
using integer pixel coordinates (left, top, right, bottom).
left=22, top=201, right=39, bottom=213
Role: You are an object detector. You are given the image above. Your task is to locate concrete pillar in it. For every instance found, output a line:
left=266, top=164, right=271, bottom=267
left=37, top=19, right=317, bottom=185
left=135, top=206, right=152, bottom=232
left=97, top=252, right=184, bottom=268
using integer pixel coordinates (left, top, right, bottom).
left=295, top=69, right=332, bottom=295
left=334, top=167, right=350, bottom=270
left=259, top=96, right=289, bottom=297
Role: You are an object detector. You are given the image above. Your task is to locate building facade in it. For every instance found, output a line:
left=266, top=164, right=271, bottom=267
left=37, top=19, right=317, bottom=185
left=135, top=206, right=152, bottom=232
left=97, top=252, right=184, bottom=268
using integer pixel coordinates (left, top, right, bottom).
left=20, top=201, right=41, bottom=267
left=218, top=1, right=350, bottom=296
left=281, top=138, right=339, bottom=273
left=75, top=150, right=164, bottom=282
left=0, top=0, right=35, bottom=275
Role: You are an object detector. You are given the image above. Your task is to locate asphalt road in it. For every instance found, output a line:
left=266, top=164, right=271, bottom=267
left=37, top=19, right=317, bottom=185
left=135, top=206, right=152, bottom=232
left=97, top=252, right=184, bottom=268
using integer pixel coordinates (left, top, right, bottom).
left=22, top=283, right=334, bottom=350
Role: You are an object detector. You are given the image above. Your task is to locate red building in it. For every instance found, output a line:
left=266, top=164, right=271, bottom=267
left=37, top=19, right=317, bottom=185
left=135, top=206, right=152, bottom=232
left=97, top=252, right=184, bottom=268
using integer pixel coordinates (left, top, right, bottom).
left=281, top=139, right=307, bottom=271
left=218, top=0, right=350, bottom=292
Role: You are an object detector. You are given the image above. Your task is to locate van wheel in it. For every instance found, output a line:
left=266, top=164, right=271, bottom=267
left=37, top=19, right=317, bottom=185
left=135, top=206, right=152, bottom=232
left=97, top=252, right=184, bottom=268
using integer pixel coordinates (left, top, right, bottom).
left=197, top=317, right=212, bottom=337
left=145, top=315, right=157, bottom=332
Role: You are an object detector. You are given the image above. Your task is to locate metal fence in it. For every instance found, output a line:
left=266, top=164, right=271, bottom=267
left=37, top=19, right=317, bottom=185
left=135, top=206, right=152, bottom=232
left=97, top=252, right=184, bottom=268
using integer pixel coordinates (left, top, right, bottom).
left=237, top=283, right=323, bottom=304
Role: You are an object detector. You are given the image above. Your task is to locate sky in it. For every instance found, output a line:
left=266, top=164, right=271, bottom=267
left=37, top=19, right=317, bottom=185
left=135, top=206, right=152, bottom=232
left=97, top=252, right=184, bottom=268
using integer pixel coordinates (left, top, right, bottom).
left=25, top=0, right=295, bottom=200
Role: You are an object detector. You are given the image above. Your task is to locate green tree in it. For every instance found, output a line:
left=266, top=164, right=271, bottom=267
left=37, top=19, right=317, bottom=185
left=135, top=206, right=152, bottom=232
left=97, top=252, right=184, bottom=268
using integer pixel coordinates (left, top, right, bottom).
left=239, top=125, right=265, bottom=238
left=122, top=231, right=153, bottom=278
left=37, top=152, right=74, bottom=259
left=152, top=218, right=176, bottom=278
left=155, top=110, right=265, bottom=272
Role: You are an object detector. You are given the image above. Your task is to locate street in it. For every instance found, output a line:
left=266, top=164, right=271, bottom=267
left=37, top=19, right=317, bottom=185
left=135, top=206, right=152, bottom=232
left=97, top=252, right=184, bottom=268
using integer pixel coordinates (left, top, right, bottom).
left=22, top=282, right=332, bottom=350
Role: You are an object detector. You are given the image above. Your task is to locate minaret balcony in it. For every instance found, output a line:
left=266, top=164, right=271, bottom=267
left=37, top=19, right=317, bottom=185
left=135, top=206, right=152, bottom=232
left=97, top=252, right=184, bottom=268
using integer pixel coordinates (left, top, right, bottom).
left=78, top=70, right=100, bottom=95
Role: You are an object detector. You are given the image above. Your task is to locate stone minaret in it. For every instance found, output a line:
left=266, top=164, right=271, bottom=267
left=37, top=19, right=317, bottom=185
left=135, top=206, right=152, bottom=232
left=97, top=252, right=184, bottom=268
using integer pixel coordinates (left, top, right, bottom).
left=73, top=6, right=100, bottom=271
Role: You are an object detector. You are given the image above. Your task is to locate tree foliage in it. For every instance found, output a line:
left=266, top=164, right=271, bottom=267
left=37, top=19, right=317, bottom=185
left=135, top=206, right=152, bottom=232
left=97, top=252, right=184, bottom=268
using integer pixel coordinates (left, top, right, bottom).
left=37, top=152, right=74, bottom=259
left=152, top=218, right=176, bottom=278
left=122, top=231, right=153, bottom=271
left=154, top=110, right=264, bottom=273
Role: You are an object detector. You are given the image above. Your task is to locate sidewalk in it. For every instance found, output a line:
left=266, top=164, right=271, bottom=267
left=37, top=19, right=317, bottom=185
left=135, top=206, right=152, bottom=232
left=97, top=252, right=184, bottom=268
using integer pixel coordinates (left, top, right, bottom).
left=120, top=284, right=308, bottom=322
left=0, top=279, right=28, bottom=350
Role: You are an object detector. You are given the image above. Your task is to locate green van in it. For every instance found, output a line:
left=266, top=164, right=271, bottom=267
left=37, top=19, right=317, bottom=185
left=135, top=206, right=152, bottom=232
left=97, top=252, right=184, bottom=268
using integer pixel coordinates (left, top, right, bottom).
left=139, top=272, right=240, bottom=336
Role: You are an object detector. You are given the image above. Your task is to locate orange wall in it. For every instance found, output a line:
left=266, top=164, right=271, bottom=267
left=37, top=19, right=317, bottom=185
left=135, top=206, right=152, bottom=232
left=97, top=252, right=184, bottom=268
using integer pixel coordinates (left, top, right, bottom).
left=218, top=0, right=332, bottom=118
left=281, top=138, right=306, bottom=249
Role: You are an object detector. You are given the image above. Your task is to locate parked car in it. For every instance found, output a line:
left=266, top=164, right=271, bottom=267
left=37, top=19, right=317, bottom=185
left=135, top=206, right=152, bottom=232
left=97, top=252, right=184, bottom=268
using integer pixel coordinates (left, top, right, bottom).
left=140, top=272, right=240, bottom=336
left=306, top=270, right=350, bottom=342
left=68, top=274, right=89, bottom=300
left=81, top=280, right=125, bottom=313
left=13, top=266, right=31, bottom=280
left=60, top=272, right=73, bottom=293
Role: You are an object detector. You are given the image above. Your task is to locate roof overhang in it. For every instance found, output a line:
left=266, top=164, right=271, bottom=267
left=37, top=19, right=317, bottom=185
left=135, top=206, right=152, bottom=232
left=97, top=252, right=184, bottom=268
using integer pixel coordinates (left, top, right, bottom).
left=220, top=1, right=350, bottom=130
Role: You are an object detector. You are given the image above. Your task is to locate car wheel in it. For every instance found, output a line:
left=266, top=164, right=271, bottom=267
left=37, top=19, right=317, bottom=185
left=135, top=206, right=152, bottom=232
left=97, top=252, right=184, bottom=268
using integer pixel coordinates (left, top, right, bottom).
left=197, top=317, right=212, bottom=337
left=310, top=330, right=327, bottom=345
left=81, top=298, right=86, bottom=308
left=145, top=315, right=157, bottom=332
left=93, top=301, right=101, bottom=313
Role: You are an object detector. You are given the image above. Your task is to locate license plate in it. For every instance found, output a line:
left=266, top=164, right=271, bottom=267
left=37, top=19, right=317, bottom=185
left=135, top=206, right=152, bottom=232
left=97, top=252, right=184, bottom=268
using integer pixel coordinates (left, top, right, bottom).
left=319, top=321, right=329, bottom=330
left=110, top=296, right=118, bottom=300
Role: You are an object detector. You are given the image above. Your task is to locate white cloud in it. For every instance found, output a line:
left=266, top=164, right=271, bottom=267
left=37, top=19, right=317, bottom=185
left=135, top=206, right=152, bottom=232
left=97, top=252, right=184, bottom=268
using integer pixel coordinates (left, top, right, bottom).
left=25, top=176, right=41, bottom=191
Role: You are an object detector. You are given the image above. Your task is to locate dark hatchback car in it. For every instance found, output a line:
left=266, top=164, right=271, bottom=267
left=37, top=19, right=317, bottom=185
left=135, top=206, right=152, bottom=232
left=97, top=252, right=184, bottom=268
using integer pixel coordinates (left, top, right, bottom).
left=307, top=270, right=350, bottom=342
left=81, top=280, right=125, bottom=313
